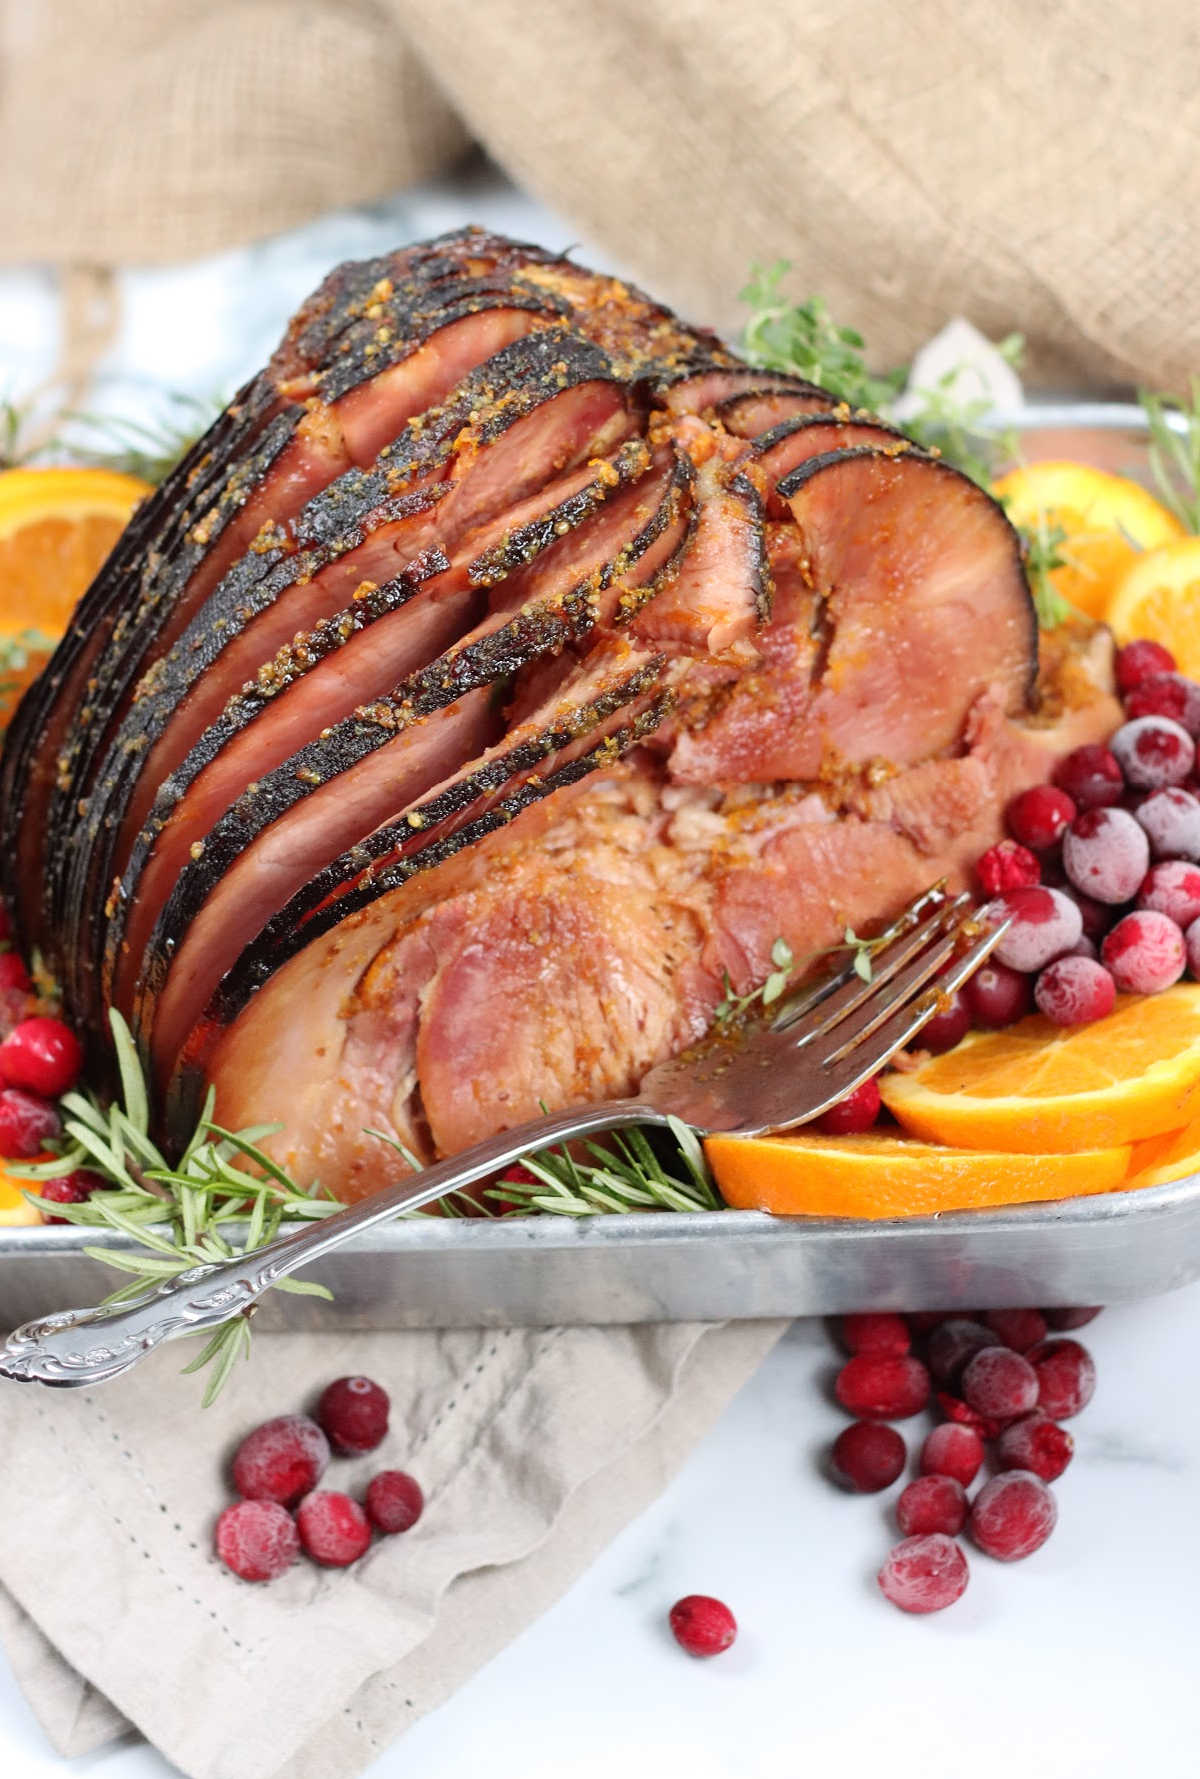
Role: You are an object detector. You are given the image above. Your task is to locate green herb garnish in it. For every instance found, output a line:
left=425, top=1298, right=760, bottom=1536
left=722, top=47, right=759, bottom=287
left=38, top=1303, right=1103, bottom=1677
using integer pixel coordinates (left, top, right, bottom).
left=715, top=936, right=795, bottom=1022
left=740, top=264, right=906, bottom=412
left=1141, top=380, right=1200, bottom=533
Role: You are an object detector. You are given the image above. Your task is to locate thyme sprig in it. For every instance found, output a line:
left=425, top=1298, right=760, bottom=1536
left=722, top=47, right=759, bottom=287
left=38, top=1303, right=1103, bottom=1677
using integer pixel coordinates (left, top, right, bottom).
left=1141, top=380, right=1200, bottom=533
left=1019, top=513, right=1076, bottom=630
left=740, top=265, right=906, bottom=412
left=715, top=937, right=794, bottom=1022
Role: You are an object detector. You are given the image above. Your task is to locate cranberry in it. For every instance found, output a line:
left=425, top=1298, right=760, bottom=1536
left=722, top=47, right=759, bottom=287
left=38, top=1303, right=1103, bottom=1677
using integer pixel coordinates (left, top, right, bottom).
left=839, top=1312, right=911, bottom=1357
left=0, top=904, right=10, bottom=944
left=39, top=1169, right=102, bottom=1223
left=1034, top=955, right=1116, bottom=1026
left=1110, top=715, right=1195, bottom=789
left=1101, top=909, right=1185, bottom=994
left=961, top=1345, right=1040, bottom=1420
left=1043, top=1306, right=1102, bottom=1330
left=1067, top=936, right=1099, bottom=962
left=984, top=885, right=1082, bottom=972
left=963, top=960, right=1034, bottom=1028
left=977, top=840, right=1041, bottom=895
left=0, top=953, right=31, bottom=995
left=995, top=1413, right=1075, bottom=1482
left=1136, top=787, right=1200, bottom=860
left=918, top=1422, right=984, bottom=1487
left=896, top=1475, right=968, bottom=1538
left=936, top=1391, right=1003, bottom=1440
left=969, top=1471, right=1057, bottom=1561
left=917, top=990, right=971, bottom=1054
left=232, top=1414, right=330, bottom=1505
left=316, top=1375, right=390, bottom=1454
left=1138, top=859, right=1200, bottom=928
left=215, top=1500, right=300, bottom=1583
left=1062, top=806, right=1150, bottom=904
left=830, top=1420, right=907, bottom=1492
left=834, top=1354, right=931, bottom=1420
left=1116, top=638, right=1177, bottom=691
left=1053, top=744, right=1125, bottom=810
left=877, top=1533, right=969, bottom=1614
left=296, top=1491, right=373, bottom=1566
left=668, top=1594, right=737, bottom=1657
left=1124, top=672, right=1200, bottom=736
left=0, top=1016, right=83, bottom=1099
left=0, top=1087, right=60, bottom=1158
left=816, top=1075, right=881, bottom=1136
left=905, top=1311, right=949, bottom=1334
left=1007, top=784, right=1076, bottom=851
left=927, top=1317, right=1002, bottom=1389
left=982, top=1307, right=1048, bottom=1352
left=1186, top=915, right=1200, bottom=980
left=365, top=1470, right=424, bottom=1534
left=1067, top=889, right=1114, bottom=941
left=1027, top=1337, right=1096, bottom=1419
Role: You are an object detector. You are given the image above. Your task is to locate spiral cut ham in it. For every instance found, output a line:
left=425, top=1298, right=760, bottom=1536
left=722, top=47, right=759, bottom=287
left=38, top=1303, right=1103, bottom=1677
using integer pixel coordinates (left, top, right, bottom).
left=0, top=229, right=1122, bottom=1200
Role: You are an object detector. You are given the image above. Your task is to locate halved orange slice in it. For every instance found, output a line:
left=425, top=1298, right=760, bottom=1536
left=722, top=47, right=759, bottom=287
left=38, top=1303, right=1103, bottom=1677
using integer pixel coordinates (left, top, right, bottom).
left=1105, top=537, right=1200, bottom=677
left=0, top=1163, right=44, bottom=1226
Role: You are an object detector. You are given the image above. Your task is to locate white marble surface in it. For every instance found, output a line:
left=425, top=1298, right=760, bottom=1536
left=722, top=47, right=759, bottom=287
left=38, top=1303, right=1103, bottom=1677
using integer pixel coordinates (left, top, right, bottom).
left=3, top=162, right=1195, bottom=1779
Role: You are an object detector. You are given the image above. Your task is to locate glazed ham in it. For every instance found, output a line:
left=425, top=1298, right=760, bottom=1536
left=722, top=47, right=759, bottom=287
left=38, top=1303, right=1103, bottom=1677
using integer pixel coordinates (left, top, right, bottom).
left=0, top=229, right=1121, bottom=1198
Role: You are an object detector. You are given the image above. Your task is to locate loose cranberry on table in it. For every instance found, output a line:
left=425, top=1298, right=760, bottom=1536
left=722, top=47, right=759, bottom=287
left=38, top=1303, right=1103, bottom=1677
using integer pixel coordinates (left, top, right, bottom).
left=963, top=960, right=1034, bottom=1029
left=982, top=1307, right=1048, bottom=1352
left=1062, top=806, right=1150, bottom=904
left=816, top=1075, right=880, bottom=1137
left=877, top=1533, right=969, bottom=1614
left=1138, top=860, right=1200, bottom=929
left=936, top=1391, right=1003, bottom=1441
left=927, top=1318, right=1001, bottom=1389
left=1007, top=784, right=1076, bottom=852
left=1109, top=715, right=1195, bottom=790
left=1115, top=638, right=1176, bottom=692
left=365, top=1469, right=425, bottom=1534
left=976, top=839, right=1041, bottom=895
left=969, top=1471, right=1057, bottom=1562
left=0, top=952, right=31, bottom=996
left=830, top=1421, right=907, bottom=1492
left=961, top=1346, right=1040, bottom=1421
left=0, top=1086, right=60, bottom=1159
left=896, top=1474, right=968, bottom=1538
left=232, top=1414, right=330, bottom=1506
left=834, top=1353, right=931, bottom=1420
left=1027, top=1338, right=1096, bottom=1419
left=296, top=1490, right=373, bottom=1567
left=1101, top=910, right=1186, bottom=995
left=995, top=1414, right=1075, bottom=1483
left=215, top=1499, right=300, bottom=1584
left=1034, top=955, right=1116, bottom=1027
left=1052, top=744, right=1125, bottom=811
left=1136, top=786, right=1200, bottom=861
left=983, top=885, right=1082, bottom=972
left=317, top=1375, right=390, bottom=1454
left=668, top=1594, right=737, bottom=1657
left=839, top=1312, right=911, bottom=1357
left=1124, top=671, right=1200, bottom=737
left=919, top=1422, right=984, bottom=1487
left=1043, top=1306, right=1102, bottom=1331
left=0, top=1017, right=83, bottom=1099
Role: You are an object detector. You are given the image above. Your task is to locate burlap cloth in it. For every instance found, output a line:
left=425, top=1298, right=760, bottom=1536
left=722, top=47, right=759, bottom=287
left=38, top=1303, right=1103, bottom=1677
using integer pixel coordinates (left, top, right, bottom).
left=5, top=0, right=1200, bottom=392
left=0, top=1320, right=784, bottom=1774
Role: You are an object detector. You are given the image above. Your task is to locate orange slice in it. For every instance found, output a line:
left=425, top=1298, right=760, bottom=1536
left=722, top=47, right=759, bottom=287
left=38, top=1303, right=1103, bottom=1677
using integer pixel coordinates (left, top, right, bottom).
left=0, top=1163, right=43, bottom=1227
left=879, top=987, right=1200, bottom=1153
left=1124, top=1119, right=1200, bottom=1191
left=706, top=1130, right=1130, bottom=1219
left=993, top=461, right=1184, bottom=620
left=0, top=465, right=150, bottom=724
left=1105, top=537, right=1200, bottom=677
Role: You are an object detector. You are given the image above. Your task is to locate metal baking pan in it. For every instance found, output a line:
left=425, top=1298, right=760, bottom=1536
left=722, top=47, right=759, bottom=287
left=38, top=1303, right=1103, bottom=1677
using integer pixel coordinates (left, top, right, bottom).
left=3, top=399, right=1195, bottom=1333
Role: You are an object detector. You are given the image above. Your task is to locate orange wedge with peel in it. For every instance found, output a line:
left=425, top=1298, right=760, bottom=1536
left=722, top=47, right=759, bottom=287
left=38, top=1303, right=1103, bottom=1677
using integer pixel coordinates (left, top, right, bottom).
left=1105, top=537, right=1200, bottom=678
left=0, top=465, right=151, bottom=724
left=879, top=987, right=1200, bottom=1154
left=706, top=1130, right=1131, bottom=1219
left=0, top=1161, right=45, bottom=1227
left=993, top=460, right=1184, bottom=620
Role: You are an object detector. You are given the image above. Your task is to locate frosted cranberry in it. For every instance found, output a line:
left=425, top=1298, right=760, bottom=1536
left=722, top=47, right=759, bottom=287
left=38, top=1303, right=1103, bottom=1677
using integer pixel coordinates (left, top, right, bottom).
left=919, top=1422, right=984, bottom=1487
left=816, top=1074, right=881, bottom=1136
left=1138, top=859, right=1200, bottom=928
left=916, top=990, right=971, bottom=1054
left=878, top=1533, right=969, bottom=1614
left=0, top=952, right=30, bottom=994
left=1007, top=784, right=1076, bottom=851
left=215, top=1500, right=300, bottom=1583
left=977, top=840, right=1041, bottom=895
left=1067, top=936, right=1099, bottom=961
left=1137, top=787, right=1200, bottom=860
left=962, top=1346, right=1040, bottom=1420
left=365, top=1470, right=424, bottom=1534
left=969, top=1471, right=1057, bottom=1561
left=669, top=1595, right=737, bottom=1656
left=834, top=1354, right=930, bottom=1420
left=296, top=1491, right=372, bottom=1566
left=982, top=1307, right=1048, bottom=1352
left=1067, top=889, right=1113, bottom=940
left=0, top=1087, right=60, bottom=1158
left=1186, top=915, right=1200, bottom=980
left=995, top=1413, right=1075, bottom=1482
left=1101, top=909, right=1185, bottom=994
left=984, top=885, right=1082, bottom=972
left=1062, top=806, right=1150, bottom=904
left=936, top=1391, right=1003, bottom=1441
left=1116, top=638, right=1176, bottom=691
left=1110, top=715, right=1195, bottom=789
left=1044, top=1305, right=1102, bottom=1330
left=963, top=960, right=1034, bottom=1028
left=317, top=1375, right=390, bottom=1454
left=232, top=1414, right=330, bottom=1505
left=830, top=1420, right=907, bottom=1491
left=896, top=1474, right=968, bottom=1538
left=927, top=1318, right=1001, bottom=1389
left=1124, top=672, right=1200, bottom=736
left=1053, top=744, right=1124, bottom=810
left=1034, top=955, right=1116, bottom=1026
left=0, top=1016, right=83, bottom=1099
left=39, top=1169, right=102, bottom=1223
left=839, top=1312, right=911, bottom=1357
left=1028, top=1337, right=1096, bottom=1419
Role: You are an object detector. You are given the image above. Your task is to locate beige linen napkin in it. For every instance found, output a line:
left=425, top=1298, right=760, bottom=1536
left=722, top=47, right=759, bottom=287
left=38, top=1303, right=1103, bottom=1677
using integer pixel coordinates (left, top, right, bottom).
left=0, top=1318, right=784, bottom=1777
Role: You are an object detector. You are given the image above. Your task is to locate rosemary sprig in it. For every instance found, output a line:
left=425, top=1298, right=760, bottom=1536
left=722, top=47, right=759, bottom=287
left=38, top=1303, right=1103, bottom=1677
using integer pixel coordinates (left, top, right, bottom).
left=0, top=389, right=220, bottom=483
left=483, top=1119, right=720, bottom=1218
left=740, top=264, right=906, bottom=412
left=715, top=937, right=794, bottom=1022
left=1018, top=512, right=1076, bottom=630
left=1141, top=380, right=1200, bottom=532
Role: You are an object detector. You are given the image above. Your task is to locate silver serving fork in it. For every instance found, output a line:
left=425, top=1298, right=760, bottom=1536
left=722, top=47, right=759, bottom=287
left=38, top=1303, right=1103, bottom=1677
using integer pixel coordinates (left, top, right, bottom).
left=0, top=888, right=1005, bottom=1388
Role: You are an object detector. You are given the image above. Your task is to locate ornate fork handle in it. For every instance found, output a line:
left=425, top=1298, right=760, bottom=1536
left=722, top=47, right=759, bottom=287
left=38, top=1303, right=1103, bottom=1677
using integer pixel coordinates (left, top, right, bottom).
left=0, top=1099, right=658, bottom=1388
